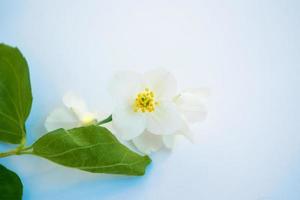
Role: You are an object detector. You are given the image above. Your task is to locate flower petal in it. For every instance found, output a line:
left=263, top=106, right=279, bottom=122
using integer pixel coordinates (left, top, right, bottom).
left=109, top=71, right=143, bottom=105
left=162, top=135, right=177, bottom=149
left=45, top=107, right=79, bottom=132
left=146, top=101, right=183, bottom=135
left=62, top=92, right=100, bottom=125
left=175, top=88, right=209, bottom=123
left=144, top=68, right=177, bottom=100
left=63, top=92, right=87, bottom=111
left=63, top=92, right=89, bottom=119
left=177, top=119, right=194, bottom=143
left=132, top=131, right=163, bottom=154
left=112, top=105, right=146, bottom=140
left=163, top=121, right=193, bottom=149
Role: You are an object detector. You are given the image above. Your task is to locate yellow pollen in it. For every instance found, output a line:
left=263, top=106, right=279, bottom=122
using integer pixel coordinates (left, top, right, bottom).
left=133, top=88, right=158, bottom=113
left=81, top=114, right=96, bottom=126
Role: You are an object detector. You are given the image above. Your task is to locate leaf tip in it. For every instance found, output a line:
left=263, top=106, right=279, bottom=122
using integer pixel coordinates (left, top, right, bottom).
left=133, top=155, right=152, bottom=176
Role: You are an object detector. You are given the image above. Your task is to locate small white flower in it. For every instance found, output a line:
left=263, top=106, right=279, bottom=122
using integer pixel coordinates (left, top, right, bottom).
left=45, top=92, right=99, bottom=132
left=109, top=69, right=208, bottom=154
left=110, top=69, right=184, bottom=140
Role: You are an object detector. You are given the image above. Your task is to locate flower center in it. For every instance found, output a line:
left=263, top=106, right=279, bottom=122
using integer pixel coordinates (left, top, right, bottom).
left=81, top=114, right=96, bottom=126
left=134, top=88, right=158, bottom=113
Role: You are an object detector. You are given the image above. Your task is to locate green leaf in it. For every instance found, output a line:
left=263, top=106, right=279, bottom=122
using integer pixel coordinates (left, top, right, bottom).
left=32, top=125, right=151, bottom=176
left=0, top=164, right=23, bottom=200
left=0, top=44, right=32, bottom=144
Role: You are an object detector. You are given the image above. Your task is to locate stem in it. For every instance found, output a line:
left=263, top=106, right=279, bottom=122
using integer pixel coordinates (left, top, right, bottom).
left=0, top=129, right=32, bottom=158
left=97, top=114, right=112, bottom=126
left=0, top=149, right=18, bottom=158
left=16, top=135, right=26, bottom=151
left=0, top=145, right=33, bottom=158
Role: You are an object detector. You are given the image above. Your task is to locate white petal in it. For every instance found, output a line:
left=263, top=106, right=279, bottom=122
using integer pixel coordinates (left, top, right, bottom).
left=63, top=92, right=89, bottom=119
left=175, top=88, right=209, bottom=123
left=45, top=107, right=79, bottom=132
left=144, top=68, right=177, bottom=100
left=132, top=131, right=163, bottom=154
left=62, top=92, right=100, bottom=125
left=63, top=92, right=87, bottom=111
left=163, top=121, right=193, bottom=149
left=95, top=112, right=109, bottom=121
left=109, top=71, right=143, bottom=105
left=146, top=101, right=183, bottom=135
left=177, top=119, right=194, bottom=143
left=162, top=135, right=177, bottom=149
left=112, top=105, right=146, bottom=140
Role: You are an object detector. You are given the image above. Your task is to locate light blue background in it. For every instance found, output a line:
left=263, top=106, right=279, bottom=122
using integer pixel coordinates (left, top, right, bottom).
left=1, top=0, right=300, bottom=199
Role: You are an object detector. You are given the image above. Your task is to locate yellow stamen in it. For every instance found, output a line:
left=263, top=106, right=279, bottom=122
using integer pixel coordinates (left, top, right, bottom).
left=133, top=88, right=158, bottom=113
left=81, top=114, right=96, bottom=126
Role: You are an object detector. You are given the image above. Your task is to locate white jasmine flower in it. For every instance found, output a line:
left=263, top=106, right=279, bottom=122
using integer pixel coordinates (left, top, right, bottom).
left=109, top=69, right=184, bottom=141
left=45, top=92, right=99, bottom=132
left=110, top=69, right=208, bottom=154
